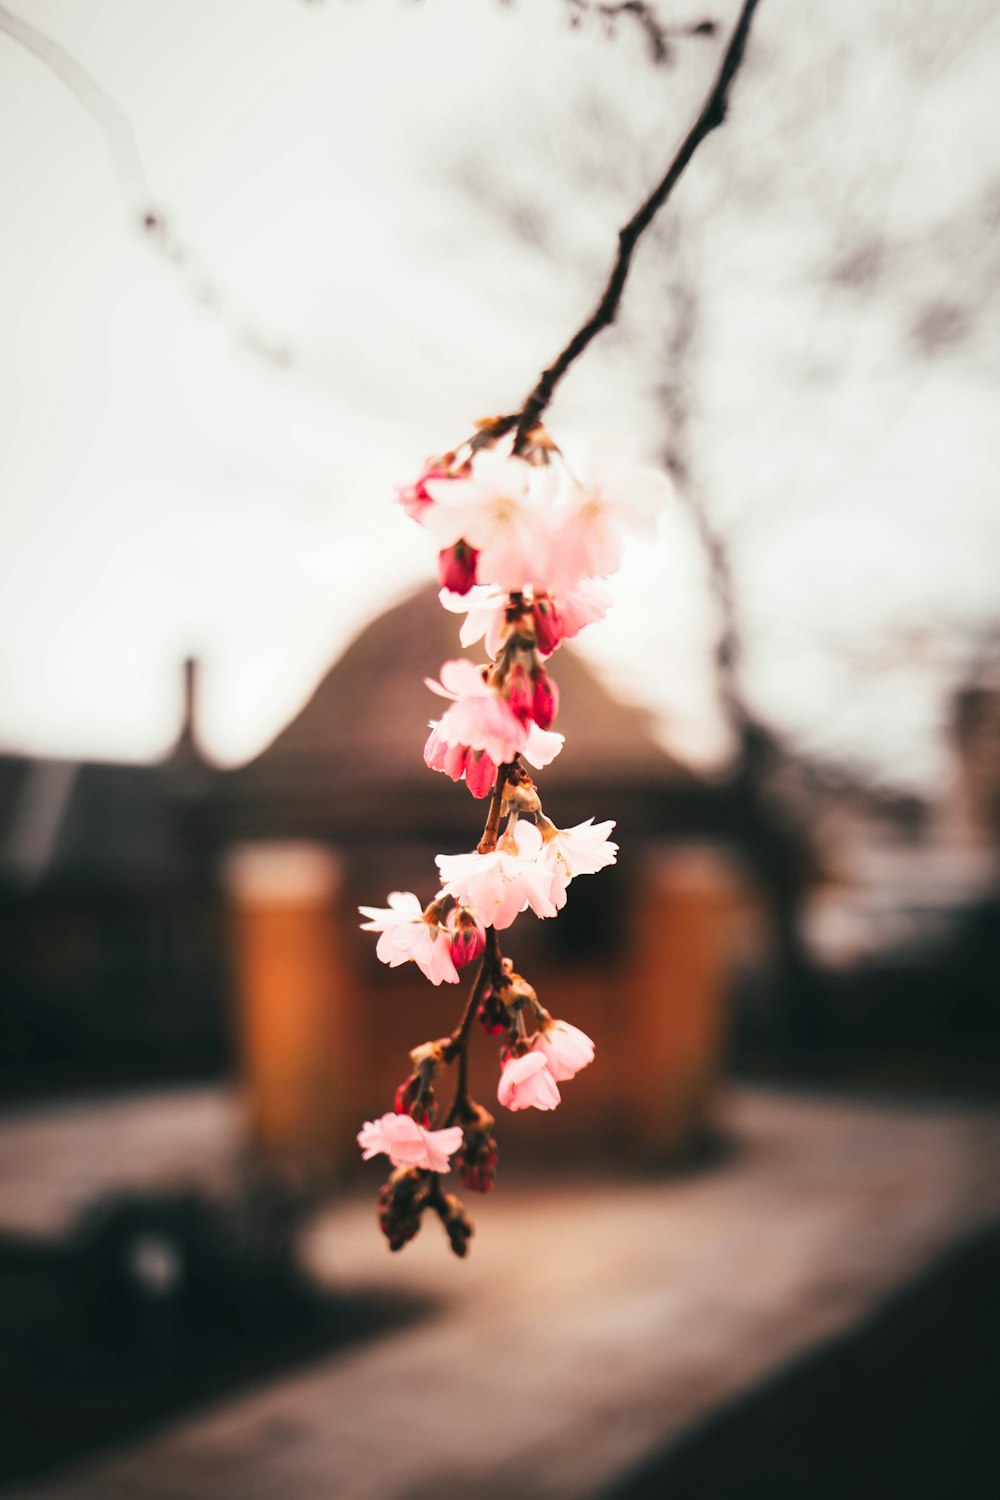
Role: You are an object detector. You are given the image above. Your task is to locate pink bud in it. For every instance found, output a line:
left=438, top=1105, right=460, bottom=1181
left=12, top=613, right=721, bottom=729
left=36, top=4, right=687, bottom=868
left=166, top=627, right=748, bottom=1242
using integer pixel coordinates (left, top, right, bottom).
left=531, top=668, right=559, bottom=730
left=447, top=906, right=487, bottom=968
left=504, top=660, right=533, bottom=723
left=437, top=540, right=479, bottom=594
left=396, top=461, right=450, bottom=522
left=532, top=595, right=564, bottom=655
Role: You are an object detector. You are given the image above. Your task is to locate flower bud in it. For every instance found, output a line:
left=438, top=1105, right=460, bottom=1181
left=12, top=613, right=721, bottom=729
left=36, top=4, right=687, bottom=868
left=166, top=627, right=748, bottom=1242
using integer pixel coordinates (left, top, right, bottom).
left=377, top=1168, right=428, bottom=1252
left=393, top=1071, right=435, bottom=1126
left=531, top=667, right=559, bottom=729
left=532, top=594, right=564, bottom=656
left=437, top=539, right=479, bottom=594
left=447, top=906, right=487, bottom=967
left=504, top=659, right=533, bottom=723
left=437, top=1192, right=474, bottom=1258
left=477, top=987, right=510, bottom=1037
left=458, top=1119, right=499, bottom=1194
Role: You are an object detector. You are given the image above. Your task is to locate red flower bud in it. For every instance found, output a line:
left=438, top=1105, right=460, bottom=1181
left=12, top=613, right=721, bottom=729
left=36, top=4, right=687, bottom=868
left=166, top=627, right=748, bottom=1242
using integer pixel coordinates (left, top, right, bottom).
left=394, top=1072, right=433, bottom=1126
left=437, top=540, right=479, bottom=594
left=504, top=659, right=533, bottom=723
left=531, top=667, right=559, bottom=729
left=532, top=595, right=564, bottom=655
left=447, top=906, right=487, bottom=968
left=477, top=989, right=510, bottom=1037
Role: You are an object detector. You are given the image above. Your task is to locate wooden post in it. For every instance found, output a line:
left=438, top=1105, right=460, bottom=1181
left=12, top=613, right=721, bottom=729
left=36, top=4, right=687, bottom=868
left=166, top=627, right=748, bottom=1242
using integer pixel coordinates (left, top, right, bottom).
left=224, top=843, right=352, bottom=1177
left=623, top=846, right=749, bottom=1161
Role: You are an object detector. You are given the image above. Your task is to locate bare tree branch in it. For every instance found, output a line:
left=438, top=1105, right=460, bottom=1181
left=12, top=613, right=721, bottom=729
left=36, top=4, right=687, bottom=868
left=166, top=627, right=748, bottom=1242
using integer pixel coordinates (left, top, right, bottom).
left=564, top=1, right=717, bottom=66
left=0, top=2, right=292, bottom=368
left=502, top=0, right=760, bottom=449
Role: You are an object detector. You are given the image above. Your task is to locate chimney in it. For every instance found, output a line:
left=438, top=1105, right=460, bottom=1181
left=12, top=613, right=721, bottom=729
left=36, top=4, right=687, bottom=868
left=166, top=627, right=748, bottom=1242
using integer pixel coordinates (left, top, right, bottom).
left=179, top=656, right=200, bottom=754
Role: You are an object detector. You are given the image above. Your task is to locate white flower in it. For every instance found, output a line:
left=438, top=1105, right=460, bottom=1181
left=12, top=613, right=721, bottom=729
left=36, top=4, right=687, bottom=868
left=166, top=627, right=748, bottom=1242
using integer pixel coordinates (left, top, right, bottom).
left=532, top=1019, right=595, bottom=1082
left=537, top=816, right=619, bottom=908
left=436, top=819, right=559, bottom=931
left=439, top=584, right=508, bottom=657
left=424, top=451, right=556, bottom=592
left=358, top=891, right=460, bottom=985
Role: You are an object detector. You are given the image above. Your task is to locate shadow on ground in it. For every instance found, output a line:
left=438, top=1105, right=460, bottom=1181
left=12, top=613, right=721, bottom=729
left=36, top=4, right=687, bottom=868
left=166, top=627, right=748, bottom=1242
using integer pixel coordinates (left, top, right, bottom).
left=0, top=1185, right=433, bottom=1489
left=609, top=1226, right=1000, bottom=1500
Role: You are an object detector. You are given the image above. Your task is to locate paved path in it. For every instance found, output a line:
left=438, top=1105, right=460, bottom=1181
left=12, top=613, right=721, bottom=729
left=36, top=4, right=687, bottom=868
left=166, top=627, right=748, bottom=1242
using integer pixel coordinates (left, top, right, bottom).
left=4, top=1086, right=1000, bottom=1499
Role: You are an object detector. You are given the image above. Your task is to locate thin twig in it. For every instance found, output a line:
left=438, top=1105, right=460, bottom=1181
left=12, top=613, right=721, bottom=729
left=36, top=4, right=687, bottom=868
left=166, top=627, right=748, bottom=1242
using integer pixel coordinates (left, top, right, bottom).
left=510, top=0, right=760, bottom=449
left=0, top=2, right=291, bottom=367
left=565, top=1, right=717, bottom=66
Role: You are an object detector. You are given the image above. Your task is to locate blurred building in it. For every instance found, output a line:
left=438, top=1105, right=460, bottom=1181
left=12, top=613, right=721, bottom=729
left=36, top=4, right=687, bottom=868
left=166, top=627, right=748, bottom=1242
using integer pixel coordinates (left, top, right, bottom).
left=0, top=587, right=741, bottom=1158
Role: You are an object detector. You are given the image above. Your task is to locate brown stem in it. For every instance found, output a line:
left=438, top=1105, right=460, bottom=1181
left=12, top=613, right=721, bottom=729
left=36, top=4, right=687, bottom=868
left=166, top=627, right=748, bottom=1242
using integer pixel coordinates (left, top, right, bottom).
left=477, top=762, right=514, bottom=854
left=444, top=927, right=502, bottom=1127
left=507, top=0, right=760, bottom=451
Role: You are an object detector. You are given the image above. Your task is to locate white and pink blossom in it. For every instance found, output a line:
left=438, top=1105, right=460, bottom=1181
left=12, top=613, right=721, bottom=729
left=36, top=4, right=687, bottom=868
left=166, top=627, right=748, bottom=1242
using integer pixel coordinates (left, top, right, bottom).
left=357, top=1112, right=464, bottom=1172
left=497, top=1051, right=561, bottom=1112
left=533, top=1019, right=595, bottom=1082
left=439, top=584, right=509, bottom=658
left=436, top=819, right=559, bottom=930
left=537, top=816, right=618, bottom=908
left=551, top=436, right=670, bottom=589
left=424, top=660, right=564, bottom=794
left=424, top=451, right=556, bottom=593
left=358, top=891, right=460, bottom=985
left=425, top=659, right=527, bottom=766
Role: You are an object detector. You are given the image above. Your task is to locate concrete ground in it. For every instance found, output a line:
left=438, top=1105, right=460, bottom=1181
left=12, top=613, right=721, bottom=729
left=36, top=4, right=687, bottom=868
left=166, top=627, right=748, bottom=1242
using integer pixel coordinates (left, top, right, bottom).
left=2, top=1084, right=999, bottom=1499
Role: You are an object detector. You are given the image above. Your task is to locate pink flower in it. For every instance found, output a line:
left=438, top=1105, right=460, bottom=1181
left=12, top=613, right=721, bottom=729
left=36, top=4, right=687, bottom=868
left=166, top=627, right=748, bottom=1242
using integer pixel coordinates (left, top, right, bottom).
left=424, top=724, right=497, bottom=799
left=424, top=451, right=556, bottom=592
left=532, top=1019, right=595, bottom=1082
left=550, top=436, right=670, bottom=589
left=425, top=659, right=527, bottom=766
left=358, top=1112, right=464, bottom=1172
left=537, top=816, right=618, bottom=908
left=358, top=891, right=460, bottom=985
left=436, top=819, right=559, bottom=930
left=497, top=1051, right=561, bottom=1112
left=424, top=661, right=565, bottom=792
left=558, top=578, right=614, bottom=641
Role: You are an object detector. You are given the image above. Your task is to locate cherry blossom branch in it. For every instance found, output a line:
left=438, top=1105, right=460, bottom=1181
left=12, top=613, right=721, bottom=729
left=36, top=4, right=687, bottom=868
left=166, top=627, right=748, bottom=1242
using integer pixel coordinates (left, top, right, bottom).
left=500, top=0, right=760, bottom=450
left=0, top=2, right=292, bottom=368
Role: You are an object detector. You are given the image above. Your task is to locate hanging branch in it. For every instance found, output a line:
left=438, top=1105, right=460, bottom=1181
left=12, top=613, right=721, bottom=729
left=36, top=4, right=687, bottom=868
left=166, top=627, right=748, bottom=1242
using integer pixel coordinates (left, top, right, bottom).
left=0, top=2, right=292, bottom=368
left=496, top=0, right=760, bottom=450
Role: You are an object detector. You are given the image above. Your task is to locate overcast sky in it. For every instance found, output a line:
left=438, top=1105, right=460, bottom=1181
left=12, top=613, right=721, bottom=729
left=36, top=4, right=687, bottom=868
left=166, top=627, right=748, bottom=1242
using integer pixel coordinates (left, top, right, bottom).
left=2, top=0, right=998, bottom=791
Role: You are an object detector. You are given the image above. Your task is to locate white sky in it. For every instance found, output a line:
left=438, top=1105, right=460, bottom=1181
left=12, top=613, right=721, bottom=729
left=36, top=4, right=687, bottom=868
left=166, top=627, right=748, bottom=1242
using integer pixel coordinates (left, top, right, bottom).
left=1, top=0, right=999, bottom=790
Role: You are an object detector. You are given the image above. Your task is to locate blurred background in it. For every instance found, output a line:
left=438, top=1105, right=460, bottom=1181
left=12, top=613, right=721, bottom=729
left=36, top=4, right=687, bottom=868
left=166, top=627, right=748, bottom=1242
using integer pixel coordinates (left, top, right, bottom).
left=1, top=1, right=999, bottom=1497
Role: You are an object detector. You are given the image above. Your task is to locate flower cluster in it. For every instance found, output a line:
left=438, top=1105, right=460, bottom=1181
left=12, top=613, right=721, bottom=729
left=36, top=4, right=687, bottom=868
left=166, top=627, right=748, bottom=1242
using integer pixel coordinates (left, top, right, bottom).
left=358, top=419, right=668, bottom=1255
